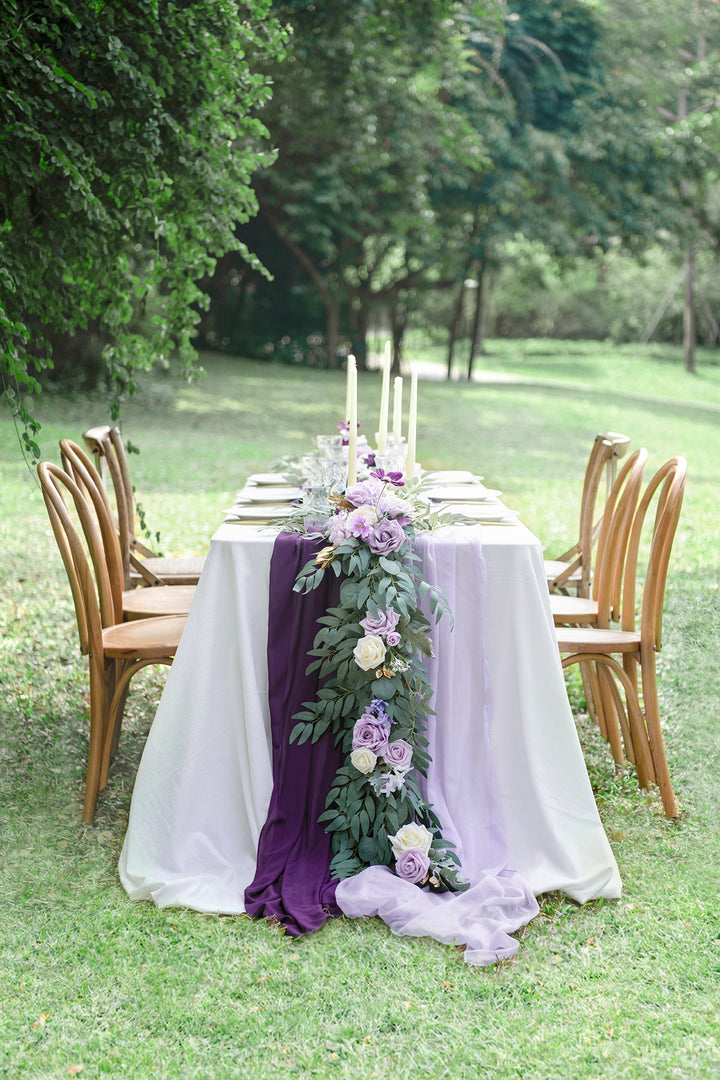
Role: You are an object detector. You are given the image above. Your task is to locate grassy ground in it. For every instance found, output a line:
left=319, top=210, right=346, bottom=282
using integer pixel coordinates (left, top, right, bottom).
left=1, top=340, right=719, bottom=1078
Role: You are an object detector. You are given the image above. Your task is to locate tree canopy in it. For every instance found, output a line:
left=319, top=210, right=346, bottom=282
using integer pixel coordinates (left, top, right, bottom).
left=219, top=0, right=706, bottom=372
left=0, top=0, right=285, bottom=454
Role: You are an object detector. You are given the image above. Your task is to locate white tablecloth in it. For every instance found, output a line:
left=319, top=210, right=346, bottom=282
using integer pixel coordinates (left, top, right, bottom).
left=119, top=519, right=621, bottom=934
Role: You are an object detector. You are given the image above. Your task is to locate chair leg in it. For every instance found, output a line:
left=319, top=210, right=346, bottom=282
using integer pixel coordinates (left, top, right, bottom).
left=595, top=662, right=625, bottom=766
left=99, top=658, right=173, bottom=792
left=83, top=659, right=108, bottom=823
left=638, top=647, right=677, bottom=817
left=580, top=660, right=604, bottom=733
left=562, top=652, right=656, bottom=796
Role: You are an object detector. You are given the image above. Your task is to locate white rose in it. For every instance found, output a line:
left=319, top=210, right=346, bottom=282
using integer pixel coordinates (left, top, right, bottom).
left=389, top=822, right=433, bottom=859
left=350, top=747, right=377, bottom=775
left=353, top=634, right=387, bottom=671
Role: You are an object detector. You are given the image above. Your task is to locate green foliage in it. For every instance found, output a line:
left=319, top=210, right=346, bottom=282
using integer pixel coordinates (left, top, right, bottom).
left=0, top=0, right=285, bottom=455
left=288, top=486, right=466, bottom=890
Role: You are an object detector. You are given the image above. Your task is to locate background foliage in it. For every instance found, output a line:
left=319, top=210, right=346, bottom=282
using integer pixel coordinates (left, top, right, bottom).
left=0, top=0, right=284, bottom=452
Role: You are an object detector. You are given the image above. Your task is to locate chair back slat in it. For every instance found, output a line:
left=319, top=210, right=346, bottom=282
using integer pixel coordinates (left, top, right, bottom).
left=621, top=457, right=687, bottom=649
left=38, top=462, right=112, bottom=656
left=574, top=432, right=631, bottom=596
left=83, top=425, right=136, bottom=588
left=592, top=447, right=648, bottom=625
left=60, top=439, right=126, bottom=623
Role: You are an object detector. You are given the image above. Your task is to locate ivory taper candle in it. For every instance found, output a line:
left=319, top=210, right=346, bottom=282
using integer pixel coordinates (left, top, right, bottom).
left=377, top=341, right=391, bottom=452
left=393, top=376, right=403, bottom=440
left=406, top=366, right=418, bottom=479
left=345, top=353, right=356, bottom=421
left=347, top=360, right=358, bottom=486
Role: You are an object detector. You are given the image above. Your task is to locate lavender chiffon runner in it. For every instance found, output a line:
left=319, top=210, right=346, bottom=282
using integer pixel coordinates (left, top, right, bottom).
left=335, top=529, right=540, bottom=965
left=243, top=532, right=343, bottom=935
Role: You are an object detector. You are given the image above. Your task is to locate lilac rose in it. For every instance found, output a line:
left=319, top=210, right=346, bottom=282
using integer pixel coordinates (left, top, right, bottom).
left=382, top=738, right=413, bottom=772
left=376, top=493, right=411, bottom=519
left=367, top=517, right=406, bottom=555
left=325, top=512, right=351, bottom=546
left=395, top=848, right=430, bottom=885
left=344, top=478, right=383, bottom=507
left=352, top=717, right=389, bottom=755
left=360, top=607, right=400, bottom=637
left=385, top=631, right=401, bottom=647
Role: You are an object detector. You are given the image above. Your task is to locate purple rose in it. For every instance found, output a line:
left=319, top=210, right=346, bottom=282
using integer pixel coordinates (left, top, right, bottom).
left=360, top=607, right=400, bottom=637
left=367, top=518, right=406, bottom=555
left=385, top=631, right=401, bottom=647
left=352, top=717, right=389, bottom=755
left=382, top=739, right=413, bottom=772
left=344, top=478, right=382, bottom=507
left=395, top=848, right=430, bottom=884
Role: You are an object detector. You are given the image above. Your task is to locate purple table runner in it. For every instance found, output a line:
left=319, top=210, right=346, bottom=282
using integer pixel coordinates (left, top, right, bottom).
left=244, top=532, right=343, bottom=935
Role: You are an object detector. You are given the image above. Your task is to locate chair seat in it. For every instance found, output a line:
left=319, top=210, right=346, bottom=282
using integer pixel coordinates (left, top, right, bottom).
left=556, top=626, right=641, bottom=655
left=122, top=585, right=196, bottom=620
left=550, top=595, right=598, bottom=625
left=130, top=555, right=205, bottom=586
left=103, top=614, right=187, bottom=658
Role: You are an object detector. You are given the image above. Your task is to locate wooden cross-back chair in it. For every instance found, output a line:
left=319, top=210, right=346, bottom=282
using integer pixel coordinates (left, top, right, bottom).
left=550, top=447, right=648, bottom=629
left=38, top=460, right=187, bottom=822
left=545, top=431, right=631, bottom=597
left=556, top=456, right=687, bottom=817
left=550, top=447, right=648, bottom=760
left=82, top=425, right=205, bottom=589
left=59, top=439, right=197, bottom=620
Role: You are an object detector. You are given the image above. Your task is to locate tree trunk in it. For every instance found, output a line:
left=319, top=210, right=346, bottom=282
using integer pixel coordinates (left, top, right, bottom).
left=351, top=292, right=371, bottom=370
left=467, top=263, right=485, bottom=381
left=326, top=297, right=341, bottom=372
left=684, top=245, right=696, bottom=374
left=446, top=278, right=466, bottom=380
left=259, top=203, right=342, bottom=367
left=390, top=300, right=407, bottom=374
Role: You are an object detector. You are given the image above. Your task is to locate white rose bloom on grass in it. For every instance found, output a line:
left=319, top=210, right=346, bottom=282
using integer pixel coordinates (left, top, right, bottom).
left=389, top=822, right=433, bottom=859
left=353, top=634, right=386, bottom=671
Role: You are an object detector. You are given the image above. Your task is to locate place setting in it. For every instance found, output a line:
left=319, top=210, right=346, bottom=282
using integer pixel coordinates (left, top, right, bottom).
left=222, top=350, right=522, bottom=531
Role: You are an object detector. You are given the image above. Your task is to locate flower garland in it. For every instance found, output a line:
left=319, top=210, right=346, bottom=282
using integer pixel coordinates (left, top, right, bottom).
left=290, top=468, right=468, bottom=892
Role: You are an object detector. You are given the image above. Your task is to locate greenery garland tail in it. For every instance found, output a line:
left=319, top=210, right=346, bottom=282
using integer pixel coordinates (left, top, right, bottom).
left=289, top=468, right=469, bottom=893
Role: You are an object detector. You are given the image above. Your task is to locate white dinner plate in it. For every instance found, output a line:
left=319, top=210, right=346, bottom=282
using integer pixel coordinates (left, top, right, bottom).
left=426, top=484, right=496, bottom=502
left=438, top=503, right=519, bottom=523
left=245, top=473, right=294, bottom=486
left=235, top=486, right=302, bottom=503
left=423, top=470, right=484, bottom=485
left=225, top=505, right=293, bottom=521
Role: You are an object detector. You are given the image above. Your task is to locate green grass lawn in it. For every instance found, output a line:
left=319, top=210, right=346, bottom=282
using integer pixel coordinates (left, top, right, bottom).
left=1, top=340, right=719, bottom=1078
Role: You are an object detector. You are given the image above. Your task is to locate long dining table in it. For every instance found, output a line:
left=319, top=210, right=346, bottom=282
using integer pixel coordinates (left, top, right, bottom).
left=119, top=478, right=621, bottom=966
